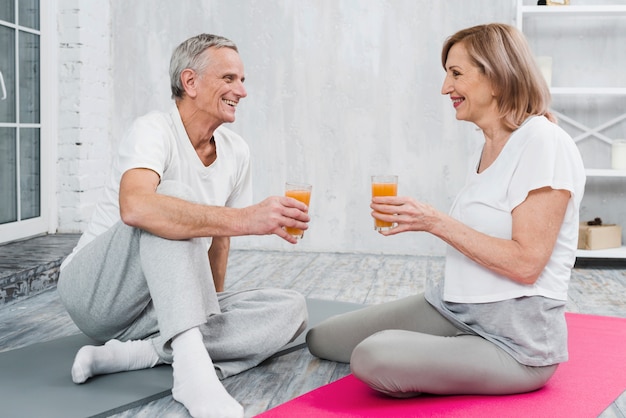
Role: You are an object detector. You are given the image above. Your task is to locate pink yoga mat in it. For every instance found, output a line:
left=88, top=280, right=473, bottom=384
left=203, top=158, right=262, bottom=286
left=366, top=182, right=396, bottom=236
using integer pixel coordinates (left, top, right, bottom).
left=258, top=312, right=626, bottom=418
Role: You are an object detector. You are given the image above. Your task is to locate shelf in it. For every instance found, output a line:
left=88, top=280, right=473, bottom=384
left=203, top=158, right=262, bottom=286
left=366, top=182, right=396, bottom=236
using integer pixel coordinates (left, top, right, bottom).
left=520, top=1, right=626, bottom=259
left=522, top=5, right=626, bottom=16
left=550, top=87, right=626, bottom=96
left=577, top=246, right=626, bottom=259
left=586, top=169, right=626, bottom=177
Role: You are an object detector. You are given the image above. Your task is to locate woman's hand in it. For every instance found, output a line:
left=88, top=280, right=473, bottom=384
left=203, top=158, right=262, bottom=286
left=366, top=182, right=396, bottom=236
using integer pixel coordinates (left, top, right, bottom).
left=372, top=188, right=571, bottom=285
left=371, top=196, right=440, bottom=236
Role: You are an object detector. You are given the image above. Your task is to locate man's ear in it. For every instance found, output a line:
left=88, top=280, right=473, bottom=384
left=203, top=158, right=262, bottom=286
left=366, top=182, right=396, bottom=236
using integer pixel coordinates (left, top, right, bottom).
left=180, top=68, right=197, bottom=98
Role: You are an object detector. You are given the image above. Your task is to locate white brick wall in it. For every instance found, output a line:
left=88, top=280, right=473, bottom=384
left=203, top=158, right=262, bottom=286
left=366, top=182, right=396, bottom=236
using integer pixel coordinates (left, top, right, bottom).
left=56, top=1, right=112, bottom=233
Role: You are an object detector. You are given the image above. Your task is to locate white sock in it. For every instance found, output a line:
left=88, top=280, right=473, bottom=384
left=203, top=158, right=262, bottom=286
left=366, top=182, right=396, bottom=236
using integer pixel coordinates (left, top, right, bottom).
left=171, top=327, right=243, bottom=418
left=71, top=339, right=162, bottom=384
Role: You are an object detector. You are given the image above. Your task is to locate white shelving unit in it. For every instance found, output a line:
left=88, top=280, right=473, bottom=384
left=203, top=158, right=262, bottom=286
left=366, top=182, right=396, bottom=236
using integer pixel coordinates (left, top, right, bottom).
left=586, top=169, right=626, bottom=178
left=580, top=169, right=626, bottom=258
left=517, top=1, right=626, bottom=259
left=550, top=88, right=626, bottom=96
left=517, top=4, right=626, bottom=24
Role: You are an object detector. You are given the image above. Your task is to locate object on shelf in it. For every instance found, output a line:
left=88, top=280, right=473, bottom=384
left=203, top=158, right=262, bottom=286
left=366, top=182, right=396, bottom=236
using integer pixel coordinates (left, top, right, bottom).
left=578, top=219, right=622, bottom=250
left=546, top=0, right=569, bottom=5
left=535, top=56, right=552, bottom=87
left=611, top=139, right=626, bottom=170
left=586, top=217, right=603, bottom=226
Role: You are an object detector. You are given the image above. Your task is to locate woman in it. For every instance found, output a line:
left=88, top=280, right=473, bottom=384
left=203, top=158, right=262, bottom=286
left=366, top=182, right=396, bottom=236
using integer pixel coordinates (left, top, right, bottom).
left=306, top=23, right=586, bottom=397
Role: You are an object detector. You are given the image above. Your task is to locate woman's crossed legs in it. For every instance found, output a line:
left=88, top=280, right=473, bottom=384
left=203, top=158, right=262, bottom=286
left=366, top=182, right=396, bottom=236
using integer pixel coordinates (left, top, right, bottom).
left=306, top=293, right=556, bottom=397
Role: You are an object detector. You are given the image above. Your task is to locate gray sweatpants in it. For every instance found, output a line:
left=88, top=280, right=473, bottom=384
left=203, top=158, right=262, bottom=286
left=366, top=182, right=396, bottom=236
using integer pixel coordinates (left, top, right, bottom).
left=57, top=182, right=307, bottom=379
left=306, top=293, right=557, bottom=397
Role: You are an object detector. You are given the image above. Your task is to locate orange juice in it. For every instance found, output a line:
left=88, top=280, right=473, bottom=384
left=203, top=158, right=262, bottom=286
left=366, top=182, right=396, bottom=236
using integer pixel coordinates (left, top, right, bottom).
left=285, top=185, right=312, bottom=238
left=371, top=177, right=397, bottom=230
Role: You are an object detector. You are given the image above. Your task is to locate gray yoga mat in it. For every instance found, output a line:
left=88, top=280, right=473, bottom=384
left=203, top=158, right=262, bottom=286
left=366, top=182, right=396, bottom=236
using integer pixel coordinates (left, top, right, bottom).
left=271, top=297, right=364, bottom=357
left=0, top=298, right=364, bottom=418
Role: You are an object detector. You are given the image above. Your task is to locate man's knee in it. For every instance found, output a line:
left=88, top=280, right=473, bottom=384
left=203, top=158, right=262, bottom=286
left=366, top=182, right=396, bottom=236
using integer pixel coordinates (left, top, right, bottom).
left=285, top=290, right=307, bottom=317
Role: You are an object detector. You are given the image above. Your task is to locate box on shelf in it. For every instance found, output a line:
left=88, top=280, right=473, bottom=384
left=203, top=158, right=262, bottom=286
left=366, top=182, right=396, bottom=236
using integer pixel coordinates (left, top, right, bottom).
left=578, top=222, right=622, bottom=250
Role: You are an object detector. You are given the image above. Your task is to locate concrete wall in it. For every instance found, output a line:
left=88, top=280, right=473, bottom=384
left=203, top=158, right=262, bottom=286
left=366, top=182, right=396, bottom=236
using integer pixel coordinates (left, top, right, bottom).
left=56, top=0, right=626, bottom=255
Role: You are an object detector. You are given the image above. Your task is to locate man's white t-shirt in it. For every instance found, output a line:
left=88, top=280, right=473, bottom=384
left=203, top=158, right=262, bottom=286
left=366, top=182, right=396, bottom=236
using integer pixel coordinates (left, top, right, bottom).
left=62, top=105, right=252, bottom=269
left=442, top=116, right=586, bottom=303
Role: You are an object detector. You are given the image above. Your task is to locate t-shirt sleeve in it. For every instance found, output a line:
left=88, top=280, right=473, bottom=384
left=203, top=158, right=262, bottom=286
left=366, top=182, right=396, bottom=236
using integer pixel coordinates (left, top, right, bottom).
left=508, top=125, right=579, bottom=210
left=117, top=114, right=170, bottom=179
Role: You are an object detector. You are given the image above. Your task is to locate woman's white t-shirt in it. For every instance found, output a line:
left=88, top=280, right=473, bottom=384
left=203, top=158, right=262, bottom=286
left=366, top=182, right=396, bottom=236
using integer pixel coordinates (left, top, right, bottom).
left=443, top=116, right=586, bottom=303
left=425, top=116, right=586, bottom=366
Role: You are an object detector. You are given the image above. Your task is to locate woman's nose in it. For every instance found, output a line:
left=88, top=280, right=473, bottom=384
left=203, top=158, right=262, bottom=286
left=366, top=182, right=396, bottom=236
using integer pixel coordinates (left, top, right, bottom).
left=441, top=77, right=452, bottom=95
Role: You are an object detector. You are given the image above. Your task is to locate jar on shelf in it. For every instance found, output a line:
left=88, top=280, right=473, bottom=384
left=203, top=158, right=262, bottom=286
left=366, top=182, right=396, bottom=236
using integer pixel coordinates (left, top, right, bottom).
left=535, top=56, right=552, bottom=87
left=611, top=139, right=626, bottom=170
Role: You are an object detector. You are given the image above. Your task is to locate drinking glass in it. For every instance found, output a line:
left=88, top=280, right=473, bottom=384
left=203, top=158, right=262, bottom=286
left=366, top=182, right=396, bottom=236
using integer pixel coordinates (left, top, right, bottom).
left=371, top=175, right=398, bottom=231
left=284, top=182, right=312, bottom=239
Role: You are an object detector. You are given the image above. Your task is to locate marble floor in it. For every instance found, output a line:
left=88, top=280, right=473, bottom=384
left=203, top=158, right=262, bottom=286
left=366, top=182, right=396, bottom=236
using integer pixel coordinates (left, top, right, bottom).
left=1, top=235, right=625, bottom=417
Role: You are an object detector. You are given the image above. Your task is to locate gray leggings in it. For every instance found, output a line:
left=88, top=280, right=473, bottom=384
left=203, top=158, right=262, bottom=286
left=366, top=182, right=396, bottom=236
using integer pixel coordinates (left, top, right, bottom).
left=306, top=294, right=557, bottom=397
left=57, top=181, right=307, bottom=378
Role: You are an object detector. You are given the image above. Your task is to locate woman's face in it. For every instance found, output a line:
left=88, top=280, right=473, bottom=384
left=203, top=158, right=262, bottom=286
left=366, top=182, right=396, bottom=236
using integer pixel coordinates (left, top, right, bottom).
left=441, top=43, right=498, bottom=127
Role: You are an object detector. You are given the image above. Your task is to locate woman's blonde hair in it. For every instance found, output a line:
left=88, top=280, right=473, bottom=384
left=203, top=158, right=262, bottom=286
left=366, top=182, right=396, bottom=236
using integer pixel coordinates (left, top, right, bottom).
left=441, top=23, right=555, bottom=129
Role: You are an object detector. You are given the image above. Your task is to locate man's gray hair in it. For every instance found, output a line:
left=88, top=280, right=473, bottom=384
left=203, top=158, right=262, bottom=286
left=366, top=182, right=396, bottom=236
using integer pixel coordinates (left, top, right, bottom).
left=170, top=34, right=238, bottom=100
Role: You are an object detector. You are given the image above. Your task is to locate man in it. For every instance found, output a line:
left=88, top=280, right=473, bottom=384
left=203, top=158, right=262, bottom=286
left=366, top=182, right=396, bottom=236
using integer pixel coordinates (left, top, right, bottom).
left=57, top=34, right=309, bottom=418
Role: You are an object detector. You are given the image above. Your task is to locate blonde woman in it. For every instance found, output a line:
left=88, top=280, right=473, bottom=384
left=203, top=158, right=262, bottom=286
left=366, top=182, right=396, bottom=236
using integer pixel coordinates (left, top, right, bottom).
left=307, top=23, right=585, bottom=397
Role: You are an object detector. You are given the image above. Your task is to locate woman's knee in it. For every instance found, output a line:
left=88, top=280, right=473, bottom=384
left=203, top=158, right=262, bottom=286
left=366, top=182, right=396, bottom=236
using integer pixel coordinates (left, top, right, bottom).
left=305, top=326, right=328, bottom=359
left=351, top=330, right=425, bottom=397
left=306, top=320, right=351, bottom=363
left=350, top=331, right=392, bottom=383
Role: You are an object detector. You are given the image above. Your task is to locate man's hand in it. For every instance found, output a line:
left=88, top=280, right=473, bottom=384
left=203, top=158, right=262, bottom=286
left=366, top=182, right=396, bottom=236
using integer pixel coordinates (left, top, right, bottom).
left=120, top=169, right=310, bottom=243
left=241, top=196, right=310, bottom=244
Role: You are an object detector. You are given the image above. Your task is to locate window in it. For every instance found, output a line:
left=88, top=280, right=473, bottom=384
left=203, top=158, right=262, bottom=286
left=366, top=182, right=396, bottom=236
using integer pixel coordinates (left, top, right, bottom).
left=0, top=0, right=53, bottom=244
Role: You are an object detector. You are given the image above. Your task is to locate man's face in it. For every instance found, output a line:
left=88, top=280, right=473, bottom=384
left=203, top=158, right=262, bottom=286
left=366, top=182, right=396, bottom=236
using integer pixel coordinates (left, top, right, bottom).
left=193, top=47, right=247, bottom=124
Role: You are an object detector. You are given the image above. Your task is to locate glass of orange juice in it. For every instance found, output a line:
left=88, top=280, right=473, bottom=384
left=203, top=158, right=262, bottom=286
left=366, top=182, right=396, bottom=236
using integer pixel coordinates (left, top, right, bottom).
left=371, top=175, right=398, bottom=231
left=284, top=182, right=312, bottom=239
